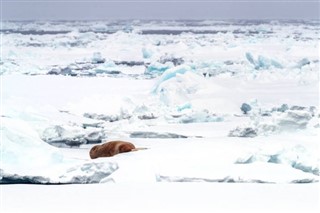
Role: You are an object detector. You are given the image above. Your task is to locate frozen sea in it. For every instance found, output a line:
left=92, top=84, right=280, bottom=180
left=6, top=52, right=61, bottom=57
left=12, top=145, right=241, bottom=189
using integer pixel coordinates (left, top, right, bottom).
left=0, top=20, right=319, bottom=212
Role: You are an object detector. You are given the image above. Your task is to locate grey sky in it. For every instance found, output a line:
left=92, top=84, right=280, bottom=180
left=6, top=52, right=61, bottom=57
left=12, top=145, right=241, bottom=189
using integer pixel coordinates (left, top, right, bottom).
left=1, top=0, right=319, bottom=20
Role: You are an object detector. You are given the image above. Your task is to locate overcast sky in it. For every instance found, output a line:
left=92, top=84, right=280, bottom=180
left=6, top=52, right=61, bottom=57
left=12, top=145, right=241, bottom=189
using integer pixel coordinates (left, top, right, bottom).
left=1, top=0, right=319, bottom=20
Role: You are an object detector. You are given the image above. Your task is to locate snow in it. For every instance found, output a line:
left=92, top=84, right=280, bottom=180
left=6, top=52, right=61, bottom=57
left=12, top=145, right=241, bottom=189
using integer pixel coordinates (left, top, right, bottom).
left=1, top=183, right=319, bottom=213
left=1, top=19, right=319, bottom=212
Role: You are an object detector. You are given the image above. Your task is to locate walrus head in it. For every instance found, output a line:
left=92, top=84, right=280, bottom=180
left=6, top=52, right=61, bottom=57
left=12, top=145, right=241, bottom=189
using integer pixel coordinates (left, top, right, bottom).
left=89, top=145, right=99, bottom=159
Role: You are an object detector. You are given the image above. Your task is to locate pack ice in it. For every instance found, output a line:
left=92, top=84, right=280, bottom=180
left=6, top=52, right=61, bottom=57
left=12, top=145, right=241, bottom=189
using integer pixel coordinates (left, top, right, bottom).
left=1, top=20, right=319, bottom=184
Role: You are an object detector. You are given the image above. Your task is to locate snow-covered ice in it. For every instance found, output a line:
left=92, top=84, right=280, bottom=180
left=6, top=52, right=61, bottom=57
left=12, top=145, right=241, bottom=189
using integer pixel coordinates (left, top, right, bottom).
left=1, top=183, right=319, bottom=213
left=1, top=116, right=118, bottom=184
left=1, top=20, right=319, bottom=212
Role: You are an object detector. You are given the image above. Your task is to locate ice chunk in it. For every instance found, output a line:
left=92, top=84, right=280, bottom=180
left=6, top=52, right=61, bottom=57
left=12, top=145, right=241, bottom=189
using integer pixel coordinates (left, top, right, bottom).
left=142, top=47, right=153, bottom=59
left=96, top=59, right=116, bottom=68
left=114, top=60, right=144, bottom=66
left=177, top=102, right=192, bottom=112
left=1, top=117, right=64, bottom=175
left=228, top=127, right=258, bottom=138
left=158, top=53, right=184, bottom=66
left=245, top=52, right=255, bottom=65
left=274, top=145, right=319, bottom=176
left=172, top=110, right=224, bottom=124
left=1, top=162, right=118, bottom=184
left=41, top=124, right=105, bottom=147
left=83, top=111, right=132, bottom=122
left=130, top=131, right=188, bottom=139
left=275, top=110, right=312, bottom=130
left=91, top=52, right=105, bottom=64
left=152, top=64, right=195, bottom=94
left=132, top=104, right=159, bottom=120
left=257, top=55, right=283, bottom=69
left=145, top=62, right=173, bottom=74
left=41, top=125, right=87, bottom=147
left=0, top=171, right=51, bottom=184
left=234, top=104, right=316, bottom=137
left=158, top=73, right=202, bottom=106
left=295, top=58, right=310, bottom=69
left=240, top=103, right=252, bottom=114
left=272, top=104, right=289, bottom=113
left=290, top=105, right=308, bottom=111
left=85, top=130, right=105, bottom=144
left=246, top=52, right=283, bottom=70
left=236, top=145, right=319, bottom=176
left=59, top=162, right=118, bottom=184
left=150, top=65, right=204, bottom=108
left=157, top=162, right=319, bottom=183
left=122, top=24, right=134, bottom=33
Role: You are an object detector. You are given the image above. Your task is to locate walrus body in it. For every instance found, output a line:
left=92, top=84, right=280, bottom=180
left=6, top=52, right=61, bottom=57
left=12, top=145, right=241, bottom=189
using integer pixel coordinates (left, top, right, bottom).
left=90, top=141, right=143, bottom=159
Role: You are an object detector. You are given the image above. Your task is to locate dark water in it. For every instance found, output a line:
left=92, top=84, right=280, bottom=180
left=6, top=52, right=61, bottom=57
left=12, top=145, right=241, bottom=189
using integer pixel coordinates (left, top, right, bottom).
left=1, top=19, right=318, bottom=35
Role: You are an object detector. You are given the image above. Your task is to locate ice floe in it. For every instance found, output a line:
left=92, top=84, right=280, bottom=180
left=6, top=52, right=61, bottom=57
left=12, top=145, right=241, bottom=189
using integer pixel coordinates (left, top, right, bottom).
left=0, top=117, right=117, bottom=184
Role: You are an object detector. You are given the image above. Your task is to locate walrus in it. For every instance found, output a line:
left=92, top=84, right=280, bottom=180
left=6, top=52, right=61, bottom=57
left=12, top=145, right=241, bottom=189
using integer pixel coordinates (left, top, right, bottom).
left=89, top=141, right=147, bottom=159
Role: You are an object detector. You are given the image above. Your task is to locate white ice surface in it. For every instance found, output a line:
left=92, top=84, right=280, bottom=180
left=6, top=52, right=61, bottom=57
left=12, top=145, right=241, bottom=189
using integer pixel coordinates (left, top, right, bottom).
left=1, top=20, right=319, bottom=212
left=1, top=183, right=319, bottom=213
left=1, top=72, right=319, bottom=183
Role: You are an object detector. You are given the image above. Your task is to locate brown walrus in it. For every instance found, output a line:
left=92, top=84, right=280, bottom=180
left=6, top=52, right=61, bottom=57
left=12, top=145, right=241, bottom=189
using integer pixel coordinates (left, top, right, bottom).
left=89, top=141, right=147, bottom=159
